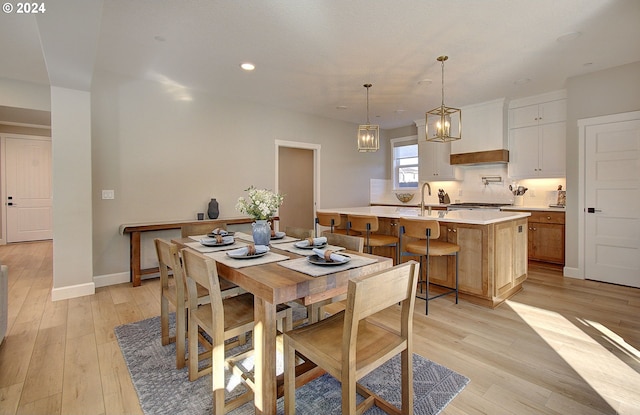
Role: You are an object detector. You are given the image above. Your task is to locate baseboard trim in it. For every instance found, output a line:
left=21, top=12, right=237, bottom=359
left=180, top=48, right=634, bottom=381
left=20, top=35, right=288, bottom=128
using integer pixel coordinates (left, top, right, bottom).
left=94, top=272, right=130, bottom=288
left=51, top=282, right=95, bottom=301
left=563, top=266, right=583, bottom=279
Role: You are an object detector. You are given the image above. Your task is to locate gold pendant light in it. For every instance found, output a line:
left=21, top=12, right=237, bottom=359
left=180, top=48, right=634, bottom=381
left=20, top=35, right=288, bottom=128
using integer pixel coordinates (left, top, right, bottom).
left=357, top=83, right=380, bottom=152
left=426, top=56, right=461, bottom=142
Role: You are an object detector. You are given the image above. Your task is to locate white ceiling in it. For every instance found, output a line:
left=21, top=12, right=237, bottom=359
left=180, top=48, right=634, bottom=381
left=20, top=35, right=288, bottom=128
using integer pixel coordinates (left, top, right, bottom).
left=1, top=0, right=639, bottom=129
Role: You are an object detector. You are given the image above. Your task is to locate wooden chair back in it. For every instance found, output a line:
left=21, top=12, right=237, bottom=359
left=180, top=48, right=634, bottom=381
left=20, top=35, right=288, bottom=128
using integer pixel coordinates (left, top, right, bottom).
left=181, top=249, right=224, bottom=321
left=316, top=212, right=342, bottom=228
left=154, top=238, right=188, bottom=367
left=284, top=226, right=313, bottom=239
left=346, top=214, right=379, bottom=233
left=181, top=221, right=227, bottom=238
left=321, top=231, right=364, bottom=252
left=345, top=261, right=418, bottom=342
left=399, top=217, right=440, bottom=240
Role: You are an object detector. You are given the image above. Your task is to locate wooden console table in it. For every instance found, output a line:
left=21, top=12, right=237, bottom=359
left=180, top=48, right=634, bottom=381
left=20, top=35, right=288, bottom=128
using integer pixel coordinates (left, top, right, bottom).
left=119, top=217, right=260, bottom=286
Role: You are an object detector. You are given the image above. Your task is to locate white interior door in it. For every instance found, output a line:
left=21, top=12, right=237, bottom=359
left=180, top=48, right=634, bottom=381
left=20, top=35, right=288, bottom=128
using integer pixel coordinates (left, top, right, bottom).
left=584, top=119, right=640, bottom=288
left=5, top=136, right=53, bottom=242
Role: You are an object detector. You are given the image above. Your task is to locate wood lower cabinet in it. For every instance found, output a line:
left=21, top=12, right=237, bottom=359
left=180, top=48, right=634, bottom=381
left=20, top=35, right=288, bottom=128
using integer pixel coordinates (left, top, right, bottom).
left=419, top=219, right=528, bottom=307
left=514, top=210, right=565, bottom=264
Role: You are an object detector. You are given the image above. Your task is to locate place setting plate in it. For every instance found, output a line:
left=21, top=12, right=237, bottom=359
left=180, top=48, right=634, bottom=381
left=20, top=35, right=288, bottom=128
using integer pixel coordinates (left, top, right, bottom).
left=226, top=251, right=268, bottom=259
left=294, top=241, right=327, bottom=250
left=200, top=237, right=235, bottom=247
left=271, top=231, right=286, bottom=240
left=307, top=254, right=350, bottom=265
left=206, top=231, right=235, bottom=238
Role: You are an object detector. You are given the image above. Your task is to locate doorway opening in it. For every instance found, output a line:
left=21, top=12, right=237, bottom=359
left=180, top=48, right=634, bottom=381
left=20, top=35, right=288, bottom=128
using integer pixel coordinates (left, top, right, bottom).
left=275, top=140, right=321, bottom=232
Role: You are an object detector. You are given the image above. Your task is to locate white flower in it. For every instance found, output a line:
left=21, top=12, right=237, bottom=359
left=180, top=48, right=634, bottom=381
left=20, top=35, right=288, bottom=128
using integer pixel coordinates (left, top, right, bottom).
left=235, top=186, right=285, bottom=220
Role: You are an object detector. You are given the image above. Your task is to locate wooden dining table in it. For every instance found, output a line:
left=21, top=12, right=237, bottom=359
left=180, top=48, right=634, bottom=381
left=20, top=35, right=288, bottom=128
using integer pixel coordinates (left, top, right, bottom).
left=173, top=234, right=393, bottom=414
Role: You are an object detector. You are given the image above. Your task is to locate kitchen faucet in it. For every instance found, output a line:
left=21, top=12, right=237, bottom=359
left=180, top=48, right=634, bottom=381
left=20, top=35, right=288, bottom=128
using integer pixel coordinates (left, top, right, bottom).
left=420, top=182, right=432, bottom=216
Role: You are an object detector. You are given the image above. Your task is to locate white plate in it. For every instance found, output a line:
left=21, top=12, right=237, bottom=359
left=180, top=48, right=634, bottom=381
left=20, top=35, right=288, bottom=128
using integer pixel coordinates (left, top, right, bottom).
left=226, top=251, right=268, bottom=259
left=200, top=238, right=235, bottom=247
left=294, top=242, right=327, bottom=250
left=307, top=254, right=350, bottom=265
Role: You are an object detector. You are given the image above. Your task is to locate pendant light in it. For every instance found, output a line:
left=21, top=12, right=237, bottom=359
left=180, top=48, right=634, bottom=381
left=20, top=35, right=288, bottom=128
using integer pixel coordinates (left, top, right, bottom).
left=357, top=83, right=380, bottom=152
left=426, top=56, right=461, bottom=142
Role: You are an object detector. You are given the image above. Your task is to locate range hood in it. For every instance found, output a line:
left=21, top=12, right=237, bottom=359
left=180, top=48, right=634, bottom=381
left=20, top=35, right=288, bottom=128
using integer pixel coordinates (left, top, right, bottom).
left=450, top=149, right=509, bottom=165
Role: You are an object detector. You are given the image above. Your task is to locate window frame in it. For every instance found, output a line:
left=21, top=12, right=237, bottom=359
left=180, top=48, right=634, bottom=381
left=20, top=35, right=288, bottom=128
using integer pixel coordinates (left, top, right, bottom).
left=390, top=135, right=419, bottom=190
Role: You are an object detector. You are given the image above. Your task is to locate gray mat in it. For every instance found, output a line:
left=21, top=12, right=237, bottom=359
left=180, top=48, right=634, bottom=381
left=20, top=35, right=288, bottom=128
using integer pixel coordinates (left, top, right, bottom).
left=115, top=314, right=469, bottom=415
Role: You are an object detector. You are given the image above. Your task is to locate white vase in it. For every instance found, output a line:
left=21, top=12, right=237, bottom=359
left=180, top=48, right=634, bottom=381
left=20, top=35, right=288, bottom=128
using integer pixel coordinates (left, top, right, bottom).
left=252, top=220, right=271, bottom=246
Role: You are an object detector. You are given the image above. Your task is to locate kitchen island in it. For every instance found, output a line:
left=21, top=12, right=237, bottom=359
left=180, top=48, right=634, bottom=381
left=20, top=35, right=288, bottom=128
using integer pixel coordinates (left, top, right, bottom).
left=317, top=206, right=531, bottom=308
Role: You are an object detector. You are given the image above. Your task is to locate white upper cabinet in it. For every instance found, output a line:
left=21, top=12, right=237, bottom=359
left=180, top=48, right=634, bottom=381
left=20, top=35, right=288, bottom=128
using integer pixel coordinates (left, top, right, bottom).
left=415, top=119, right=461, bottom=181
left=509, top=99, right=567, bottom=129
left=508, top=91, right=567, bottom=179
left=451, top=98, right=507, bottom=154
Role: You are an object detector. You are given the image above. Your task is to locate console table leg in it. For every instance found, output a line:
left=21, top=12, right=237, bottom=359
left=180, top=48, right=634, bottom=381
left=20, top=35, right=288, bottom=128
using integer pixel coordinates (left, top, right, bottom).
left=130, top=232, right=141, bottom=287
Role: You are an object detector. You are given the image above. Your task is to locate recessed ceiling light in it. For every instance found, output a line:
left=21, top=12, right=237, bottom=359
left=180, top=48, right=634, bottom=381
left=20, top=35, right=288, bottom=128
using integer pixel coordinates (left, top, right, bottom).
left=583, top=62, right=593, bottom=67
left=418, top=79, right=432, bottom=85
left=557, top=32, right=581, bottom=42
left=240, top=62, right=255, bottom=71
left=514, top=78, right=531, bottom=85
left=154, top=35, right=166, bottom=42
left=395, top=109, right=406, bottom=113
left=336, top=105, right=348, bottom=110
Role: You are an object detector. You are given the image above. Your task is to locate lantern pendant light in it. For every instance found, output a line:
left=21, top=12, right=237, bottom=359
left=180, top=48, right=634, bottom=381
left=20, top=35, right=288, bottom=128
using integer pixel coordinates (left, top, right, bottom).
left=357, top=83, right=380, bottom=152
left=426, top=56, right=461, bottom=142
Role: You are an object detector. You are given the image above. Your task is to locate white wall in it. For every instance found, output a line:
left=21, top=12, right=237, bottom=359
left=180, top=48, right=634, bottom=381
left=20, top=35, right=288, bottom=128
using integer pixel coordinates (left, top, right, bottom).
left=0, top=78, right=50, bottom=111
left=565, top=61, right=640, bottom=273
left=51, top=86, right=94, bottom=299
left=91, top=71, right=388, bottom=277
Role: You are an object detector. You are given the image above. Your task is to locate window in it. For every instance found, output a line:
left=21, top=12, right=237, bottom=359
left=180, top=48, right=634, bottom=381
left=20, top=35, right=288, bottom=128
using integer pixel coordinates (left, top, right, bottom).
left=391, top=136, right=418, bottom=189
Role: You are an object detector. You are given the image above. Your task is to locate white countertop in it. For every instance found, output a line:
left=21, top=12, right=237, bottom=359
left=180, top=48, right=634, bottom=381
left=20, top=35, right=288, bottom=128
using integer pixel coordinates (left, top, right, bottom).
left=501, top=205, right=565, bottom=212
left=320, top=206, right=530, bottom=225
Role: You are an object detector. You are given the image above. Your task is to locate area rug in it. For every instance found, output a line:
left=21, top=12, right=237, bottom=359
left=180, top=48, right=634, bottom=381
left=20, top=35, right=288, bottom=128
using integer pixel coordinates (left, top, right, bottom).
left=115, top=315, right=469, bottom=415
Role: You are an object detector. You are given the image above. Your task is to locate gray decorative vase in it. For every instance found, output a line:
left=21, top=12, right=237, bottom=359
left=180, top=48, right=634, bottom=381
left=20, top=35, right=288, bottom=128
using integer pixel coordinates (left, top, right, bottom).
left=252, top=220, right=271, bottom=246
left=207, top=198, right=219, bottom=219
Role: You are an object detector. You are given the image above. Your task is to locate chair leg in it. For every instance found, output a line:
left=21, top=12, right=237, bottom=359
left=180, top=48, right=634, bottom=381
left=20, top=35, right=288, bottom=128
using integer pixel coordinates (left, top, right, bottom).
left=283, top=337, right=296, bottom=415
left=188, top=318, right=199, bottom=381
left=342, top=370, right=358, bottom=414
left=212, top=342, right=225, bottom=415
left=175, top=305, right=186, bottom=369
left=425, top=253, right=430, bottom=315
left=401, top=348, right=414, bottom=415
left=161, top=295, right=170, bottom=346
left=455, top=252, right=459, bottom=304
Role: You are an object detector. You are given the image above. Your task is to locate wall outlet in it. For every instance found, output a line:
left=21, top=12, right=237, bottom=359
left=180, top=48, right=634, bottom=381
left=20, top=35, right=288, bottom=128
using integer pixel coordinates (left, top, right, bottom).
left=102, top=189, right=115, bottom=200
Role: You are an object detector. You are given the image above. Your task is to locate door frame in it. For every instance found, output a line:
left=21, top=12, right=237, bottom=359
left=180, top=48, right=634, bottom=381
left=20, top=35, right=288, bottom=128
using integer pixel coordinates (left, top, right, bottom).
left=274, top=140, right=321, bottom=229
left=0, top=133, right=53, bottom=245
left=577, top=110, right=640, bottom=279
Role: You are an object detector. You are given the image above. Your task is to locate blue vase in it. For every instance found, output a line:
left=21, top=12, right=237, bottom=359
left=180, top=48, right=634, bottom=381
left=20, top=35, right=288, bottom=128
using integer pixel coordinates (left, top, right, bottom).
left=252, top=220, right=271, bottom=246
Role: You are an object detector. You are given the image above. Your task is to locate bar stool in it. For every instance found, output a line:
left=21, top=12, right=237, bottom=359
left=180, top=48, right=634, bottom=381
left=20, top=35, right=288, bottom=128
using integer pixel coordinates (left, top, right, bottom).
left=346, top=214, right=399, bottom=264
left=315, top=212, right=359, bottom=237
left=399, top=217, right=459, bottom=314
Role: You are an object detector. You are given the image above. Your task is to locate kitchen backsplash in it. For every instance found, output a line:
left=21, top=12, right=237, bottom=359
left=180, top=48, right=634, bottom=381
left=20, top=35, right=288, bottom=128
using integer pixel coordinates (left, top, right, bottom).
left=371, top=164, right=566, bottom=207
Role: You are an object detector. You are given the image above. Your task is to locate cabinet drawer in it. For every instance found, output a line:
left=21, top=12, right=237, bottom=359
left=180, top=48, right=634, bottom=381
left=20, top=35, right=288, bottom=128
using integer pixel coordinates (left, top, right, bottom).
left=529, top=211, right=565, bottom=224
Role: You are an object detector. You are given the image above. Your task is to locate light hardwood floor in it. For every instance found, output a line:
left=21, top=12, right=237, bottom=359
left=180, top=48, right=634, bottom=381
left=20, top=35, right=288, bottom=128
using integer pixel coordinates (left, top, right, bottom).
left=1, top=241, right=639, bottom=414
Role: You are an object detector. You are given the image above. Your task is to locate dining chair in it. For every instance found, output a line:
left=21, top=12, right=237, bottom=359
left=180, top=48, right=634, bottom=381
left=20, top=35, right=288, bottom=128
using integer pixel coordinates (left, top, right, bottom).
left=315, top=212, right=359, bottom=237
left=181, top=248, right=292, bottom=414
left=307, top=231, right=366, bottom=321
left=181, top=221, right=228, bottom=238
left=154, top=238, right=211, bottom=369
left=398, top=217, right=459, bottom=315
left=283, top=261, right=419, bottom=415
left=284, top=226, right=313, bottom=239
left=347, top=214, right=399, bottom=264
left=321, top=230, right=364, bottom=252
